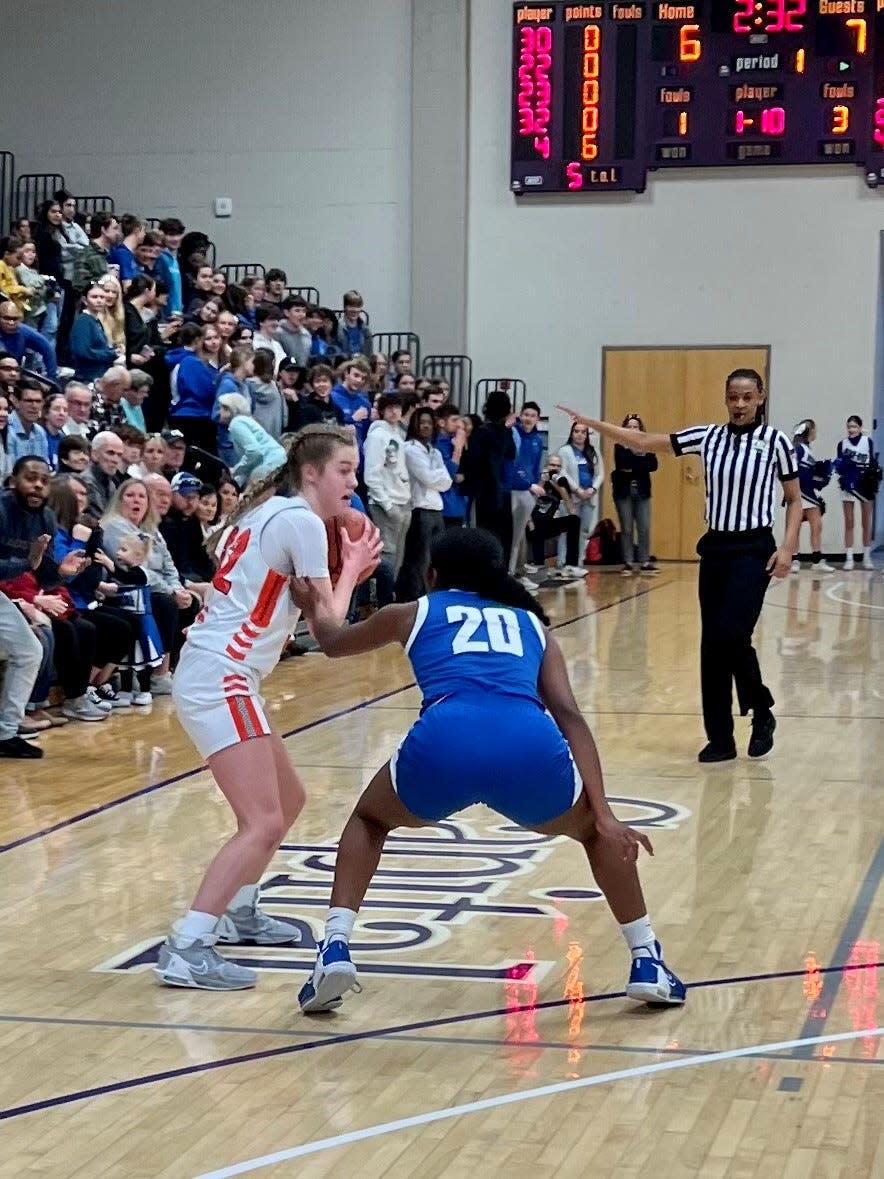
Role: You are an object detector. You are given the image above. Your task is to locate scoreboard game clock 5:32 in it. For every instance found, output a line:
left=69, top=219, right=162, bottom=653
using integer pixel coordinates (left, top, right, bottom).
left=511, top=0, right=884, bottom=191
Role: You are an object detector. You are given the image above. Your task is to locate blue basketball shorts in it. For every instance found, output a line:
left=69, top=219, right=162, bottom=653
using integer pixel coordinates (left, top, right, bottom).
left=390, top=696, right=582, bottom=827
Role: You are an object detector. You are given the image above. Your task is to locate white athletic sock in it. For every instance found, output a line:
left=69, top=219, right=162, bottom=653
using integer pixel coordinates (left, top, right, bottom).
left=620, top=915, right=657, bottom=956
left=174, top=909, right=219, bottom=944
left=228, top=883, right=260, bottom=911
left=864, top=546, right=872, bottom=560
left=325, top=907, right=357, bottom=945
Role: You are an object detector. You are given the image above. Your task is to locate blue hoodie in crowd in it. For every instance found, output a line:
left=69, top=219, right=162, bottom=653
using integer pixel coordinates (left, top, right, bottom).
left=435, top=433, right=467, bottom=520
left=507, top=422, right=545, bottom=491
left=168, top=347, right=219, bottom=419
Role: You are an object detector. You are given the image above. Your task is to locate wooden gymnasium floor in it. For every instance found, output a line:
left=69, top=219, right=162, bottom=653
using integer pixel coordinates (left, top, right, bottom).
left=0, top=565, right=882, bottom=1179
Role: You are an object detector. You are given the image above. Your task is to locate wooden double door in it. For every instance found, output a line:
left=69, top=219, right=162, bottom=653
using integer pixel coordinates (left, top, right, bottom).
left=601, top=346, right=770, bottom=561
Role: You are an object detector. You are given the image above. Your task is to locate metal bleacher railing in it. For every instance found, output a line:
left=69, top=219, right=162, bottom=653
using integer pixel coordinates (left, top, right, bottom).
left=423, top=354, right=472, bottom=409
left=0, top=152, right=14, bottom=231
left=373, top=331, right=420, bottom=371
left=220, top=262, right=265, bottom=284
left=285, top=285, right=320, bottom=305
left=473, top=378, right=527, bottom=415
left=76, top=195, right=115, bottom=216
left=14, top=172, right=65, bottom=220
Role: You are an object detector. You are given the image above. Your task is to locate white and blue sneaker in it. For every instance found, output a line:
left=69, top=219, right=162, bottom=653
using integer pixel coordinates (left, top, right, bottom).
left=298, top=939, right=360, bottom=1014
left=625, top=942, right=687, bottom=1005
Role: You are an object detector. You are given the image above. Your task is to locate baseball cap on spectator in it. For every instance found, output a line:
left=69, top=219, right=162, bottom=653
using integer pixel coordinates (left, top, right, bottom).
left=162, top=428, right=186, bottom=447
left=170, top=472, right=201, bottom=495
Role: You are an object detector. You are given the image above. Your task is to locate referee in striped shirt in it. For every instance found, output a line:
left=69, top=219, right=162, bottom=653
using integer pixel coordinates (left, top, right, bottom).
left=559, top=369, right=802, bottom=763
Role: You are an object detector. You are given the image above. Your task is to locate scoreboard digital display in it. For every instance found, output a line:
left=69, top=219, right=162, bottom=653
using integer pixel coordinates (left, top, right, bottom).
left=511, top=0, right=884, bottom=191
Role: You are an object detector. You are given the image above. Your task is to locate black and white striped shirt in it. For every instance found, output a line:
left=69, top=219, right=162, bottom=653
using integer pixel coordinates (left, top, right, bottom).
left=671, top=423, right=798, bottom=532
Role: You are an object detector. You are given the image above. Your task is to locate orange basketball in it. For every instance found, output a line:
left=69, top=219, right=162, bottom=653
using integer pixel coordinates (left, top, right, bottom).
left=325, top=508, right=379, bottom=586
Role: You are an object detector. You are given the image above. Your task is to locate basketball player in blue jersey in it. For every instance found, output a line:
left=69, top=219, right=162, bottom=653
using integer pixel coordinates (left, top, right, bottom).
left=291, top=528, right=686, bottom=1014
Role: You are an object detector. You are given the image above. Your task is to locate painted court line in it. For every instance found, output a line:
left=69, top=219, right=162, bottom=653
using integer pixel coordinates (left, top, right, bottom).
left=192, top=1027, right=884, bottom=1177
left=1, top=959, right=879, bottom=1124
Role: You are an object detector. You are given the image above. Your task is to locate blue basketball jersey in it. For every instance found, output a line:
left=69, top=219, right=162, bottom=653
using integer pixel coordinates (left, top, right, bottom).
left=405, top=590, right=547, bottom=707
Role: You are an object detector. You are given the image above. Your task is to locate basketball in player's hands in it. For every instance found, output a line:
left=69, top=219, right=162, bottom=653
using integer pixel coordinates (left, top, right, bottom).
left=325, top=508, right=380, bottom=586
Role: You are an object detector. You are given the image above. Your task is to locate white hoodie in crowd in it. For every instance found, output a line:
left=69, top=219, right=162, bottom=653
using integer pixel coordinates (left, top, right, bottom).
left=404, top=438, right=452, bottom=511
left=363, top=419, right=412, bottom=511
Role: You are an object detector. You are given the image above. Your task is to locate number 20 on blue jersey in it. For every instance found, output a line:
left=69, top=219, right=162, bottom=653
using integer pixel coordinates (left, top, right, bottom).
left=446, top=605, right=524, bottom=657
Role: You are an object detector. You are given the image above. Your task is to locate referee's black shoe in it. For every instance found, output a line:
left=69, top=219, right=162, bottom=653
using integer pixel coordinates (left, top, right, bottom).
left=697, top=742, right=737, bottom=764
left=748, top=710, right=776, bottom=759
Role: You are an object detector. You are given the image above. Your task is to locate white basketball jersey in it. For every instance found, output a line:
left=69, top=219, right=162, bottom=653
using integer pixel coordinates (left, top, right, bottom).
left=184, top=496, right=328, bottom=678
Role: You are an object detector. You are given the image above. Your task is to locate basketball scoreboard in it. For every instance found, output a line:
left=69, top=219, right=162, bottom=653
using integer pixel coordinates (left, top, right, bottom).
left=511, top=0, right=884, bottom=191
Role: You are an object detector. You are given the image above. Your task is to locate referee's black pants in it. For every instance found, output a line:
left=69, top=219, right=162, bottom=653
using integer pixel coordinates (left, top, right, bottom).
left=697, top=528, right=776, bottom=748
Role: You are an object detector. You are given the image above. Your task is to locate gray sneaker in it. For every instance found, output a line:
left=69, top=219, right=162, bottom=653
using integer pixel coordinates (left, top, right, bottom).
left=216, top=903, right=303, bottom=946
left=154, top=933, right=258, bottom=990
left=151, top=672, right=174, bottom=696
left=62, top=695, right=109, bottom=722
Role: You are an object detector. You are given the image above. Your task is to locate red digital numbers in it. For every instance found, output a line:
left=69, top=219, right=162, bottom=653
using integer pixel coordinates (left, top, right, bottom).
left=566, top=162, right=583, bottom=189
left=517, top=25, right=553, bottom=160
left=735, top=107, right=786, bottom=136
left=733, top=0, right=805, bottom=34
left=581, top=25, right=601, bottom=161
left=875, top=99, right=884, bottom=149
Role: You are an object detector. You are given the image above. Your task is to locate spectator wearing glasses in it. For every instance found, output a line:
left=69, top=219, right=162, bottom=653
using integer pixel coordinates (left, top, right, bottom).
left=74, top=211, right=121, bottom=295
left=7, top=381, right=50, bottom=467
left=61, top=382, right=95, bottom=438
left=0, top=301, right=57, bottom=380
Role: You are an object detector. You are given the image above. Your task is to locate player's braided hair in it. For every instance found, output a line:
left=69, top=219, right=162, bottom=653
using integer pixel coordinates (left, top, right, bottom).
left=429, top=527, right=550, bottom=626
left=204, top=424, right=355, bottom=558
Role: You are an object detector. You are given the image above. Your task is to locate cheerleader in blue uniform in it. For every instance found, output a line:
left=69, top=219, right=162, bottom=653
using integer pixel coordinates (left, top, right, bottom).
left=291, top=527, right=686, bottom=1015
left=791, top=420, right=833, bottom=573
left=835, top=415, right=880, bottom=570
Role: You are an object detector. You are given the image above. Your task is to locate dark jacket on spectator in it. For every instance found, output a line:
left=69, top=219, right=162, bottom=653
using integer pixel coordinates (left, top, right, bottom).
left=288, top=392, right=344, bottom=433
left=74, top=242, right=110, bottom=294
left=611, top=446, right=659, bottom=501
left=0, top=489, right=60, bottom=586
left=70, top=313, right=118, bottom=382
left=0, top=323, right=57, bottom=380
left=81, top=462, right=124, bottom=518
left=124, top=301, right=165, bottom=366
left=160, top=509, right=214, bottom=583
left=468, top=422, right=516, bottom=512
left=33, top=228, right=64, bottom=283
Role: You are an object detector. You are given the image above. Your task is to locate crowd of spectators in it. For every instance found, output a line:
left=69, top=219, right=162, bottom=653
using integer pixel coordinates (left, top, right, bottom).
left=0, top=196, right=609, bottom=759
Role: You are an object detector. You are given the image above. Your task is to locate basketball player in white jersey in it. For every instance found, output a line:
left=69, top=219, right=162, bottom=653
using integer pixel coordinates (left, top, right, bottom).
left=157, top=425, right=381, bottom=990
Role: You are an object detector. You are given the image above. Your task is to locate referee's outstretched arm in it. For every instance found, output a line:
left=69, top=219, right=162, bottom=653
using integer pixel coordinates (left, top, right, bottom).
left=556, top=404, right=803, bottom=578
left=556, top=406, right=674, bottom=454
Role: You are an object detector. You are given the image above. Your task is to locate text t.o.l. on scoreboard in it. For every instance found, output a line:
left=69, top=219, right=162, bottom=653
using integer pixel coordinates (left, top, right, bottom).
left=510, top=0, right=884, bottom=192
